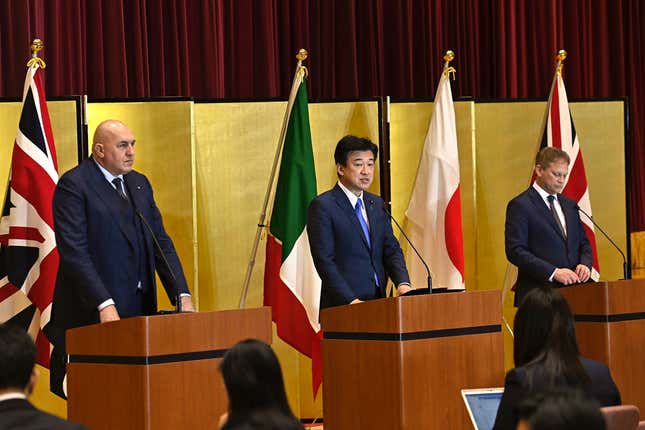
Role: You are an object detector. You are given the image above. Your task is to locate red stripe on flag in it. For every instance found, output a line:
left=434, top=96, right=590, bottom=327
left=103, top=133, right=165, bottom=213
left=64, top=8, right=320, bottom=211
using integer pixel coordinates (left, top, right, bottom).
left=8, top=226, right=45, bottom=243
left=563, top=154, right=589, bottom=202
left=10, top=145, right=57, bottom=228
left=444, top=187, right=465, bottom=281
left=264, top=235, right=322, bottom=395
left=35, top=330, right=50, bottom=368
left=26, top=249, right=59, bottom=312
left=0, top=283, right=19, bottom=302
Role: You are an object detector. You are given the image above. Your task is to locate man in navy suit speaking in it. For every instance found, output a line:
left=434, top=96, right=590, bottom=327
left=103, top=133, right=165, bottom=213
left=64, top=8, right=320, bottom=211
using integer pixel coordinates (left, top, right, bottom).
left=48, top=119, right=195, bottom=397
left=505, top=146, right=593, bottom=306
left=307, top=135, right=411, bottom=309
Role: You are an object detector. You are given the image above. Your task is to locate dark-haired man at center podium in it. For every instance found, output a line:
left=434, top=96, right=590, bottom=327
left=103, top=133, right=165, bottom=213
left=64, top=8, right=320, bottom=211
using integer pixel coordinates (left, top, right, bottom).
left=307, top=135, right=411, bottom=309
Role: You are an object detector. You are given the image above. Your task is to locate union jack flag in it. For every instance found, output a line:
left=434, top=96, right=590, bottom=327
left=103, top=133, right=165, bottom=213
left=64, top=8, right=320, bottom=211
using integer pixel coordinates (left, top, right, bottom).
left=0, top=60, right=59, bottom=368
left=537, top=61, right=600, bottom=280
left=502, top=54, right=600, bottom=309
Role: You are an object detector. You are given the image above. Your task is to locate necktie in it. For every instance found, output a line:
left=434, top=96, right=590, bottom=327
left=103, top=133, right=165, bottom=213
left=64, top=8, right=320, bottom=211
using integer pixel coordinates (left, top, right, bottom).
left=112, top=177, right=128, bottom=200
left=355, top=199, right=380, bottom=288
left=354, top=199, right=371, bottom=247
left=547, top=195, right=566, bottom=238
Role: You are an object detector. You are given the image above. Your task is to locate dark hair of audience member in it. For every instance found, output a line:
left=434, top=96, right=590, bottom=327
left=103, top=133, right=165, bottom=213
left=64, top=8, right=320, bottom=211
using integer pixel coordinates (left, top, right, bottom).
left=517, top=388, right=606, bottom=430
left=0, top=323, right=37, bottom=391
left=333, top=135, right=378, bottom=166
left=513, top=286, right=590, bottom=392
left=219, top=339, right=304, bottom=430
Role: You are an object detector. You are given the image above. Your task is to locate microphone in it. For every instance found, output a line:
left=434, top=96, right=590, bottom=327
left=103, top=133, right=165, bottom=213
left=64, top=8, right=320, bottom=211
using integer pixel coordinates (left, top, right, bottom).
left=577, top=206, right=630, bottom=280
left=380, top=201, right=433, bottom=291
left=125, top=180, right=183, bottom=312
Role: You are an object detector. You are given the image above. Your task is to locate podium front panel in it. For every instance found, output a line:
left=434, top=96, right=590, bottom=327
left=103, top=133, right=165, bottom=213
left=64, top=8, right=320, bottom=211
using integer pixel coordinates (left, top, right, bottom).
left=321, top=292, right=504, bottom=429
left=561, top=281, right=645, bottom=417
left=66, top=308, right=271, bottom=430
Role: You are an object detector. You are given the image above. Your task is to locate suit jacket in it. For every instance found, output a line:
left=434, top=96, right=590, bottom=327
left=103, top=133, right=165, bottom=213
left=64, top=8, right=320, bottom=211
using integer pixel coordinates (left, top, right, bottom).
left=505, top=187, right=592, bottom=306
left=492, top=356, right=622, bottom=430
left=307, top=185, right=409, bottom=309
left=50, top=158, right=189, bottom=331
left=0, top=398, right=87, bottom=430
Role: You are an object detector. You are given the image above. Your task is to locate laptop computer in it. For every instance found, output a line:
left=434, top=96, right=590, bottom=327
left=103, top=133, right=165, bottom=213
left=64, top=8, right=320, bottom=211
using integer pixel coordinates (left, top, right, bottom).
left=461, top=388, right=504, bottom=430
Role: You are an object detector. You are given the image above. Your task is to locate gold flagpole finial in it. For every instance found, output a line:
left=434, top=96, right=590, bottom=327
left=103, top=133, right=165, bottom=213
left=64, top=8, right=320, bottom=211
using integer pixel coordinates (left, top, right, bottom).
left=26, top=39, right=46, bottom=69
left=555, top=49, right=567, bottom=74
left=296, top=48, right=309, bottom=78
left=443, top=50, right=456, bottom=80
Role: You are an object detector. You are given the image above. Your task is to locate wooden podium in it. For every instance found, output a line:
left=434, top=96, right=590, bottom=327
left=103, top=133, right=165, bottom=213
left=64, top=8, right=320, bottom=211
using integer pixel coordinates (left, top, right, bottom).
left=560, top=280, right=645, bottom=416
left=320, top=291, right=504, bottom=430
left=65, top=307, right=271, bottom=430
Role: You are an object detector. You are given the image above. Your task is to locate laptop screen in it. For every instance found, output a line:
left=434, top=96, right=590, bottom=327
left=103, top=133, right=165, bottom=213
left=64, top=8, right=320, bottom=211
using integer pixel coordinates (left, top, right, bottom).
left=461, top=388, right=504, bottom=430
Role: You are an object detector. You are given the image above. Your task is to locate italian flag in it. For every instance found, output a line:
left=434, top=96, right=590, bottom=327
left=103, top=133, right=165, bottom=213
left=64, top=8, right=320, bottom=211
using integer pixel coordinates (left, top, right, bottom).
left=263, top=65, right=323, bottom=395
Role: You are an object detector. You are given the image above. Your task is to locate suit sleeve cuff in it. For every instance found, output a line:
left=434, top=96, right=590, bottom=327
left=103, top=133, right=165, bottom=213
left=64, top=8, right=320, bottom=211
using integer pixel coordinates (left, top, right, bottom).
left=98, top=299, right=115, bottom=311
left=548, top=269, right=557, bottom=282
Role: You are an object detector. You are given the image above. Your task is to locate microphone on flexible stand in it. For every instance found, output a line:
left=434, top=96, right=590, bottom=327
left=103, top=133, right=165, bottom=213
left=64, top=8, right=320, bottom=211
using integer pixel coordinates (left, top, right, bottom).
left=125, top=180, right=183, bottom=313
left=378, top=200, right=433, bottom=291
left=134, top=210, right=182, bottom=312
left=577, top=206, right=631, bottom=280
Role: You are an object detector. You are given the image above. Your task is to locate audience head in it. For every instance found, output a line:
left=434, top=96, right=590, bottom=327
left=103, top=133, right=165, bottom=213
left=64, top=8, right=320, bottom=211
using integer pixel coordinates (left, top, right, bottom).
left=513, top=286, right=588, bottom=390
left=514, top=285, right=579, bottom=366
left=0, top=323, right=38, bottom=395
left=219, top=339, right=302, bottom=430
left=516, top=388, right=606, bottom=430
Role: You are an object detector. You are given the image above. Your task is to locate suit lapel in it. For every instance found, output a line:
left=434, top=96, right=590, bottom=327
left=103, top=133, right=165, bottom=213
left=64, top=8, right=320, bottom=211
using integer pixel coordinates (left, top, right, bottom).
left=332, top=185, right=371, bottom=251
left=85, top=159, right=136, bottom=248
left=527, top=187, right=566, bottom=241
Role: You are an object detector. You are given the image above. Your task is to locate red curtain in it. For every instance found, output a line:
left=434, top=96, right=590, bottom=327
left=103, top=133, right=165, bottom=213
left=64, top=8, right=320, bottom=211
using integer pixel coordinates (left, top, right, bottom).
left=1, top=0, right=643, bottom=230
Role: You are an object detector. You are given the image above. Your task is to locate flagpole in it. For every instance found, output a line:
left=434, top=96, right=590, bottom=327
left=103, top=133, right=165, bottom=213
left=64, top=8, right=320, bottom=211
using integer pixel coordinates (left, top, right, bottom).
left=239, top=49, right=309, bottom=308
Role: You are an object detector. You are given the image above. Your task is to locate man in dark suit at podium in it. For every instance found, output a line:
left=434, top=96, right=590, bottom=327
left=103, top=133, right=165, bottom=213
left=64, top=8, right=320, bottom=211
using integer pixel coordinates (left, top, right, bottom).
left=307, top=135, right=411, bottom=309
left=48, top=119, right=195, bottom=397
left=0, top=323, right=87, bottom=429
left=505, top=147, right=593, bottom=306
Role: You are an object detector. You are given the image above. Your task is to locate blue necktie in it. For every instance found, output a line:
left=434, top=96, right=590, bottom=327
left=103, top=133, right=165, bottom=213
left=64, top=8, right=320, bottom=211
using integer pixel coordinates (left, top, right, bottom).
left=354, top=198, right=371, bottom=247
left=355, top=199, right=380, bottom=288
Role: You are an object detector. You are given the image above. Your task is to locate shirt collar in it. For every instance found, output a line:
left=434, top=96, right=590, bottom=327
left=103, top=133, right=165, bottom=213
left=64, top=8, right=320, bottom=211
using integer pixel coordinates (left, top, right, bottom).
left=93, top=157, right=124, bottom=184
left=532, top=182, right=557, bottom=204
left=0, top=392, right=27, bottom=402
left=337, top=181, right=363, bottom=208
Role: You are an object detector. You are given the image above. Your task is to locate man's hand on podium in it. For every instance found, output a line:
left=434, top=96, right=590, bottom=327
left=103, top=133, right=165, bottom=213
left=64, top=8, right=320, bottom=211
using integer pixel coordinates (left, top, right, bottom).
left=554, top=268, right=580, bottom=285
left=575, top=264, right=591, bottom=283
left=99, top=305, right=120, bottom=323
left=350, top=298, right=363, bottom=304
left=180, top=296, right=196, bottom=312
left=396, top=283, right=412, bottom=295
